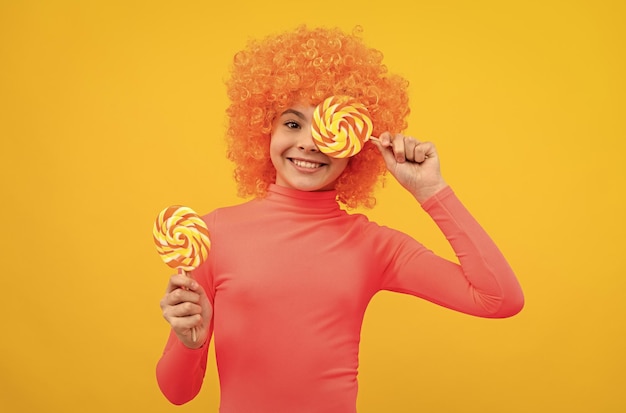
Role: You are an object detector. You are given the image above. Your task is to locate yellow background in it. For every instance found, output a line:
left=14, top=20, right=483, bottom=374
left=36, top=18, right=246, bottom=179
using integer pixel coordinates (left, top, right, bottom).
left=1, top=0, right=624, bottom=412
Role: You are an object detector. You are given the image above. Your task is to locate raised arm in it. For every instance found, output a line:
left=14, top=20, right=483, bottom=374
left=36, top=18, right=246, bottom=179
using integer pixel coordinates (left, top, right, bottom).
left=373, top=134, right=524, bottom=317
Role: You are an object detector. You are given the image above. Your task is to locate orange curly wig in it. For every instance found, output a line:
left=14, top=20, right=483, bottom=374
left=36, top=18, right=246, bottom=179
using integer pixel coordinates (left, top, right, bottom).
left=225, top=25, right=410, bottom=209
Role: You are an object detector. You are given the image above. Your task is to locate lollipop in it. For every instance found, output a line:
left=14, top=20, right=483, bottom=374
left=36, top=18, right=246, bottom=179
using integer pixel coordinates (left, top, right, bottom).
left=153, top=205, right=211, bottom=342
left=312, top=95, right=377, bottom=158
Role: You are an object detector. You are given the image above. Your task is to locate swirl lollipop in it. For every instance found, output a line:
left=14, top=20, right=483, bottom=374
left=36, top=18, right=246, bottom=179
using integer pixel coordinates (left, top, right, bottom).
left=312, top=95, right=377, bottom=158
left=153, top=205, right=211, bottom=342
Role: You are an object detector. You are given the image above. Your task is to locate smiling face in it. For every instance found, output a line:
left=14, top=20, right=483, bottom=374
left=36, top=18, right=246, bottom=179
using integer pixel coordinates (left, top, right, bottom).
left=270, top=104, right=350, bottom=192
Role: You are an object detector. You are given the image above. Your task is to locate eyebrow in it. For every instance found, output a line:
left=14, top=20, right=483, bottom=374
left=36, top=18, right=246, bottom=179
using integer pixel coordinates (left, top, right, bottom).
left=280, top=109, right=306, bottom=120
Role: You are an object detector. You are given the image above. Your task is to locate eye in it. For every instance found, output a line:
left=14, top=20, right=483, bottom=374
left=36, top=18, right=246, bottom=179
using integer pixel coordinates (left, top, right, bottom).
left=284, top=120, right=301, bottom=129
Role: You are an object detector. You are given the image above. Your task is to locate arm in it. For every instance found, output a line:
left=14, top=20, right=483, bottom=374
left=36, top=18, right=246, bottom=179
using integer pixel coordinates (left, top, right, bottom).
left=373, top=134, right=524, bottom=317
left=377, top=186, right=524, bottom=317
left=156, top=272, right=214, bottom=404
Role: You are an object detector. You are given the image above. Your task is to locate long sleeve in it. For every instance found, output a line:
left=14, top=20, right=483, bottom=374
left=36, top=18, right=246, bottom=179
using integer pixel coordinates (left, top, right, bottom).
left=378, top=186, right=524, bottom=318
left=155, top=331, right=210, bottom=405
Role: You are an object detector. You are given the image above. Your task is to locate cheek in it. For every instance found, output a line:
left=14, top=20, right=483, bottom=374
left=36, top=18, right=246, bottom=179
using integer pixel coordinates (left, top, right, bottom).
left=269, top=135, right=284, bottom=165
left=269, top=135, right=281, bottom=153
left=328, top=159, right=350, bottom=179
left=334, top=159, right=350, bottom=172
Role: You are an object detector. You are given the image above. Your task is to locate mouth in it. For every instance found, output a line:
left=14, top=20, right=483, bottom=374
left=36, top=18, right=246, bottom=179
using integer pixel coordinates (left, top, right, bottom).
left=288, top=158, right=326, bottom=169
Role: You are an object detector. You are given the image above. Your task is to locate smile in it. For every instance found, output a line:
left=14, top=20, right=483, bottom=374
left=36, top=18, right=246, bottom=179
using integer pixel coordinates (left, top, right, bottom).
left=290, top=158, right=324, bottom=169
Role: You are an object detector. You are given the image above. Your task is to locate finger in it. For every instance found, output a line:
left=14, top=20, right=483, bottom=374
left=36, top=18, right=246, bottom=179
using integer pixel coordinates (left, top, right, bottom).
left=377, top=131, right=393, bottom=147
left=168, top=313, right=202, bottom=333
left=166, top=301, right=202, bottom=319
left=163, top=288, right=201, bottom=309
left=414, top=141, right=436, bottom=163
left=372, top=136, right=397, bottom=169
left=404, top=137, right=418, bottom=162
left=166, top=273, right=198, bottom=293
left=390, top=134, right=407, bottom=163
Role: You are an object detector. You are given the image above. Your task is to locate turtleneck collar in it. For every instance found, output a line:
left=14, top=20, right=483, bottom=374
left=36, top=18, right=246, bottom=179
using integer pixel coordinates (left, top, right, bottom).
left=266, top=184, right=342, bottom=214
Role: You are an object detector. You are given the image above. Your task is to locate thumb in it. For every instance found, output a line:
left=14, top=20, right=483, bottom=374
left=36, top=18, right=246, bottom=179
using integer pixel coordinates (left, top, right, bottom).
left=371, top=136, right=396, bottom=170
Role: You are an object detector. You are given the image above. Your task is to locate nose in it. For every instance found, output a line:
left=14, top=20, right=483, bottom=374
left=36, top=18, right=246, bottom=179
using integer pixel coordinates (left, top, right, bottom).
left=297, top=129, right=319, bottom=153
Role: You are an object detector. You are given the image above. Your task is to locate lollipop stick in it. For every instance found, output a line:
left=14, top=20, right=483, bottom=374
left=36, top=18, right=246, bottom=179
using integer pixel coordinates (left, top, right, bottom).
left=180, top=268, right=198, bottom=343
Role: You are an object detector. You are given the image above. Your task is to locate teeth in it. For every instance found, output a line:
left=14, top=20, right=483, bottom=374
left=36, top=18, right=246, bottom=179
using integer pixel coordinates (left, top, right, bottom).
left=292, top=159, right=322, bottom=169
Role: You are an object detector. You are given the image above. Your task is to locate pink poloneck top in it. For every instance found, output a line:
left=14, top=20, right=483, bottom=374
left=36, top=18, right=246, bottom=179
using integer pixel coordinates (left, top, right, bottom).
left=156, top=185, right=524, bottom=412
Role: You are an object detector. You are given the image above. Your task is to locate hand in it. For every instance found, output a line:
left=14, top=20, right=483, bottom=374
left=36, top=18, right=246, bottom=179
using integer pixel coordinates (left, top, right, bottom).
left=160, top=273, right=213, bottom=349
left=373, top=132, right=448, bottom=203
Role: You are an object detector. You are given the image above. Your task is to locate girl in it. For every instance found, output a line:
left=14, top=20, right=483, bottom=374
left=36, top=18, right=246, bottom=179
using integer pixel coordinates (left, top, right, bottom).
left=156, top=25, right=524, bottom=412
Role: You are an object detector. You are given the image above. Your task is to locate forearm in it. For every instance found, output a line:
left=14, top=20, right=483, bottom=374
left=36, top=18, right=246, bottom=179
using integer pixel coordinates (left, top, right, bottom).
left=421, top=186, right=524, bottom=317
left=156, top=329, right=210, bottom=405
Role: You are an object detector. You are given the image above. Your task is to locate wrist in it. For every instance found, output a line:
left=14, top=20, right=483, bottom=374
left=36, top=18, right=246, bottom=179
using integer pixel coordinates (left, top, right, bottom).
left=413, top=181, right=448, bottom=204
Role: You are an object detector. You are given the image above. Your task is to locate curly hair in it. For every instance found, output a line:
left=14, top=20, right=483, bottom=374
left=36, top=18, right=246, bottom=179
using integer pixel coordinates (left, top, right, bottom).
left=225, top=25, right=410, bottom=209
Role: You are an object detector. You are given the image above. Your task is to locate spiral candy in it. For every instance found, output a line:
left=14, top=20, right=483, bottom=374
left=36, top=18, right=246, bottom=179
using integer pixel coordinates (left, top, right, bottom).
left=312, top=95, right=374, bottom=158
left=153, top=205, right=211, bottom=272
